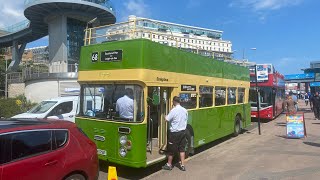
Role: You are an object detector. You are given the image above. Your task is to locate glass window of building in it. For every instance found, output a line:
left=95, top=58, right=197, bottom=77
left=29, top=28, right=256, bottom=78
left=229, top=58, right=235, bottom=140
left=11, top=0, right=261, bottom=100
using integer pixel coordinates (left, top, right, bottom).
left=67, top=18, right=86, bottom=67
left=215, top=87, right=226, bottom=106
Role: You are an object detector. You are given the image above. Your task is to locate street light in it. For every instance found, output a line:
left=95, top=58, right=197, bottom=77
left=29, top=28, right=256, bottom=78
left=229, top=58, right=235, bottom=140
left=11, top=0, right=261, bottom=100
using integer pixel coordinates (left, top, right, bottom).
left=243, top=48, right=257, bottom=60
left=246, top=48, right=262, bottom=135
left=5, top=58, right=7, bottom=99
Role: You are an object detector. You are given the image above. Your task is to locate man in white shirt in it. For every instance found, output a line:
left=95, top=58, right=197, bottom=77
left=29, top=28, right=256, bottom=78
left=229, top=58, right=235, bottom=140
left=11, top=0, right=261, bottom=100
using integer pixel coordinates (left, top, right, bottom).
left=116, top=88, right=134, bottom=119
left=162, top=96, right=188, bottom=171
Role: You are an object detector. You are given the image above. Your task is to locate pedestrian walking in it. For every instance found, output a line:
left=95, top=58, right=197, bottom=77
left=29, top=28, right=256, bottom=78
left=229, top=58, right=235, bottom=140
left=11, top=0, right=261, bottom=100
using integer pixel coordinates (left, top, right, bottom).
left=284, top=96, right=296, bottom=115
left=312, top=92, right=320, bottom=120
left=289, top=92, right=298, bottom=111
left=304, top=93, right=309, bottom=106
left=310, top=93, right=314, bottom=111
left=162, top=96, right=188, bottom=171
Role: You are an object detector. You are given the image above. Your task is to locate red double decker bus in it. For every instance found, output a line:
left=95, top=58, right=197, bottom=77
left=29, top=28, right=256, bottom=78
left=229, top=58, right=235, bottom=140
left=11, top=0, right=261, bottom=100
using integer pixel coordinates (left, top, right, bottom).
left=249, top=64, right=285, bottom=120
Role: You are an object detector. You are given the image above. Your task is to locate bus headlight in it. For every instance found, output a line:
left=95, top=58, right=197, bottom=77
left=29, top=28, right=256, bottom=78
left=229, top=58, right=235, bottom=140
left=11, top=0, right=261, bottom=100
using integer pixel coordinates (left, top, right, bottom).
left=120, top=135, right=127, bottom=146
left=119, top=147, right=127, bottom=157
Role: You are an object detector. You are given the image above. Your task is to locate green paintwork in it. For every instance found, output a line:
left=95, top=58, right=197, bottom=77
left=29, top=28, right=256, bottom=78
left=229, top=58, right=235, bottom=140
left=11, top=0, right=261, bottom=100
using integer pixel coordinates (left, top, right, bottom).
left=76, top=103, right=251, bottom=168
left=76, top=118, right=147, bottom=168
left=80, top=39, right=249, bottom=81
left=188, top=104, right=251, bottom=148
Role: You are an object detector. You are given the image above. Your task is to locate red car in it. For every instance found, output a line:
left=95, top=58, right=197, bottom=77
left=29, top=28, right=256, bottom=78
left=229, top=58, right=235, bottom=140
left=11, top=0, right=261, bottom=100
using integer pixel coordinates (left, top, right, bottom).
left=0, top=119, right=98, bottom=180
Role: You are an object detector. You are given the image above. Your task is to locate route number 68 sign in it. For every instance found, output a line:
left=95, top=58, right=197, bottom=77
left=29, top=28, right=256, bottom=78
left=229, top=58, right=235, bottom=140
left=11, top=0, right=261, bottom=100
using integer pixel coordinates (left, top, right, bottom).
left=91, top=52, right=99, bottom=62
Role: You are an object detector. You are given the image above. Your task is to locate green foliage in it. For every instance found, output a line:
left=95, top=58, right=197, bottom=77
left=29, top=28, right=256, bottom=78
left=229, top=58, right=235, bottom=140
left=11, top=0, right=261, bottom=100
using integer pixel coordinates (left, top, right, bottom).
left=0, top=95, right=36, bottom=118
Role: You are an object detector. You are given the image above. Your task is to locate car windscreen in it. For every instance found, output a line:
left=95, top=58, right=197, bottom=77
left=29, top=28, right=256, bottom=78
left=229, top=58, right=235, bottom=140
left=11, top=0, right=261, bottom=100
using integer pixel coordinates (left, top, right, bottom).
left=28, top=101, right=58, bottom=114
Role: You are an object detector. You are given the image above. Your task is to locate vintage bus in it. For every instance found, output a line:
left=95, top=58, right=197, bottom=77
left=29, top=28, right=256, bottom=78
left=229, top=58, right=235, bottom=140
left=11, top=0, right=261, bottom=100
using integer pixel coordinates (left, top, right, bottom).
left=249, top=64, right=285, bottom=120
left=75, top=37, right=251, bottom=168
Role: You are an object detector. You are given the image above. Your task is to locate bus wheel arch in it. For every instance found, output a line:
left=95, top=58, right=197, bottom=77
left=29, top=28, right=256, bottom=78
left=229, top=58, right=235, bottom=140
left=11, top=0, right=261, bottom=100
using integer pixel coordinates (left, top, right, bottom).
left=185, top=125, right=194, bottom=156
left=233, top=114, right=242, bottom=137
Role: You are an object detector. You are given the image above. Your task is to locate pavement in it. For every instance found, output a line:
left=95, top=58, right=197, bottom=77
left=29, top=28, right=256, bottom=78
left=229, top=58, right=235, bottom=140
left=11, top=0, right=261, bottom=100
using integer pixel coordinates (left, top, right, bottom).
left=142, top=100, right=320, bottom=180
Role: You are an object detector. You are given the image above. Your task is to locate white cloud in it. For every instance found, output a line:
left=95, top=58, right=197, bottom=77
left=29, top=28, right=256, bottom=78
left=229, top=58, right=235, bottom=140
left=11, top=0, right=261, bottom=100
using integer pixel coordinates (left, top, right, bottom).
left=0, top=1, right=25, bottom=28
left=120, top=0, right=151, bottom=21
left=230, top=0, right=303, bottom=11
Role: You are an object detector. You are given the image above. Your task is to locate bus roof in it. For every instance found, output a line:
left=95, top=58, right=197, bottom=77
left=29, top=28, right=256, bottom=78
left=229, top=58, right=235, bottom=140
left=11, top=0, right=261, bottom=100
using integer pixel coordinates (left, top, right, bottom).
left=79, top=39, right=249, bottom=81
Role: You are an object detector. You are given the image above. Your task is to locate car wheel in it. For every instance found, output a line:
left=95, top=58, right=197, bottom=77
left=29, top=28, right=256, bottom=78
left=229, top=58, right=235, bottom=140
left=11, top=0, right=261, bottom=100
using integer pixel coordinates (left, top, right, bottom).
left=65, top=174, right=86, bottom=180
left=233, top=115, right=241, bottom=137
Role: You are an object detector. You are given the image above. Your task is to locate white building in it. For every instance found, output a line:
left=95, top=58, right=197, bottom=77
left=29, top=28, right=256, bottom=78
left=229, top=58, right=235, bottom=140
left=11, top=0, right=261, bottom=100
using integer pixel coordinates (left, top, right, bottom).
left=102, top=15, right=233, bottom=60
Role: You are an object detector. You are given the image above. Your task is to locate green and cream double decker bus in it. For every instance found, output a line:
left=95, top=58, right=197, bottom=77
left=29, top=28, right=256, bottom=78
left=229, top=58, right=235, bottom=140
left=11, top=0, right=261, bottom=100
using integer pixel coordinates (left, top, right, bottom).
left=76, top=25, right=250, bottom=168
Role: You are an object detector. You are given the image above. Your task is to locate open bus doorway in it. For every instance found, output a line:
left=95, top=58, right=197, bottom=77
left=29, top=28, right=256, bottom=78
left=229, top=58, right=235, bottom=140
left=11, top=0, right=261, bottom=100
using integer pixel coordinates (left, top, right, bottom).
left=147, top=87, right=172, bottom=164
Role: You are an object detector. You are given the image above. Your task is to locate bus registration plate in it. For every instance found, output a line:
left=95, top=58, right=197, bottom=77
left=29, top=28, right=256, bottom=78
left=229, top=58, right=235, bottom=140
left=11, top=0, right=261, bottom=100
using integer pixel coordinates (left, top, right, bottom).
left=251, top=115, right=256, bottom=117
left=97, top=149, right=107, bottom=156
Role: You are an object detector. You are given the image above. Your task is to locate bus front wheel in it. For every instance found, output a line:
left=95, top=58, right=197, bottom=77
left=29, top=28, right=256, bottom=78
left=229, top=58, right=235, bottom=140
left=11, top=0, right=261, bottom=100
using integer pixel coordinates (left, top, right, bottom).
left=233, top=115, right=241, bottom=137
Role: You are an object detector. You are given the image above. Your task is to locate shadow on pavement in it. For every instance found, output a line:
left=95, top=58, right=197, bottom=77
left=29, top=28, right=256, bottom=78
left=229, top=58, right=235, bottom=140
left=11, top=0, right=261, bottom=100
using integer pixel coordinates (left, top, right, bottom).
left=275, top=135, right=288, bottom=139
left=99, top=160, right=165, bottom=180
left=251, top=118, right=271, bottom=123
left=275, top=122, right=286, bottom=126
left=312, top=122, right=320, bottom=125
left=97, top=123, right=258, bottom=179
left=303, top=142, right=320, bottom=147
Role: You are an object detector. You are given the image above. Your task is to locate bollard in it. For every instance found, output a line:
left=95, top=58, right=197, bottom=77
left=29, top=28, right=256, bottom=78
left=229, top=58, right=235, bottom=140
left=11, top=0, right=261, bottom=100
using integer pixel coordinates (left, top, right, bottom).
left=107, top=166, right=118, bottom=180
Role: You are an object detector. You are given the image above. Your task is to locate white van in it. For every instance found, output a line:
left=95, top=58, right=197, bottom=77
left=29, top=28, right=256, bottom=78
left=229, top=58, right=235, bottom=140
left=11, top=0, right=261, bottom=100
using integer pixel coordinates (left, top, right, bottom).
left=12, top=96, right=79, bottom=122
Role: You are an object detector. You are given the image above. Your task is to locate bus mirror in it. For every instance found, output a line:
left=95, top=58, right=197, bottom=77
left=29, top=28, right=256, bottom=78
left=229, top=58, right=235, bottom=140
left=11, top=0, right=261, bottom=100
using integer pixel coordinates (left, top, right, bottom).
left=152, top=93, right=160, bottom=105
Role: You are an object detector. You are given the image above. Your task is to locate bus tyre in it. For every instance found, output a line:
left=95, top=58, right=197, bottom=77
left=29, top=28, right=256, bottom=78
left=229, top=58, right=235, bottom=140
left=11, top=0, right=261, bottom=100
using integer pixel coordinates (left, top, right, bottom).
left=233, top=116, right=241, bottom=137
left=185, top=129, right=193, bottom=158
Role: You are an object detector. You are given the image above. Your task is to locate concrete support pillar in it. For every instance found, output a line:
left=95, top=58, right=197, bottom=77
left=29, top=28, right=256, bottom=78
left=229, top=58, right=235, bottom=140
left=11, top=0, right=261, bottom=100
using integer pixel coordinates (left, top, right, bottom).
left=8, top=41, right=26, bottom=71
left=48, top=15, right=68, bottom=73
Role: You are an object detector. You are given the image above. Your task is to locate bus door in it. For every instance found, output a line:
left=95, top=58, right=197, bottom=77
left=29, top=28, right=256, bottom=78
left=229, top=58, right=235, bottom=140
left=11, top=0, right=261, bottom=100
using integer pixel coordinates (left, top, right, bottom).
left=147, top=87, right=171, bottom=158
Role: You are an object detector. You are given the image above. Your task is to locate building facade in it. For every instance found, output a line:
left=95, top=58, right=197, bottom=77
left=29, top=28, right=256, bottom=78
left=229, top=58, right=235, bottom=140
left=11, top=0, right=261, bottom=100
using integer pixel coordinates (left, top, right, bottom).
left=102, top=15, right=233, bottom=60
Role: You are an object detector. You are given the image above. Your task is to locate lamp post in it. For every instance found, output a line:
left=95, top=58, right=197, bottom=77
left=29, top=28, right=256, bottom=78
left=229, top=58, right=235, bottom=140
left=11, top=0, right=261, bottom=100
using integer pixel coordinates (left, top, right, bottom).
left=241, top=47, right=261, bottom=135
left=254, top=64, right=261, bottom=135
left=5, top=58, right=7, bottom=99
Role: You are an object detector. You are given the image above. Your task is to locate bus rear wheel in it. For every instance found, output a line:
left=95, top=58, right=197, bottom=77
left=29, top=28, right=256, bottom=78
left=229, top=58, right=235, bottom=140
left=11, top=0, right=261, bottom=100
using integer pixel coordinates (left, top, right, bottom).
left=233, top=115, right=241, bottom=137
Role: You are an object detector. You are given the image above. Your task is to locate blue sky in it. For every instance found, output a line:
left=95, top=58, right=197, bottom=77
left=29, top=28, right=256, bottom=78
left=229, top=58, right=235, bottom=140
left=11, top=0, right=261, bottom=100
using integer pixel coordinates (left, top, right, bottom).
left=0, top=0, right=319, bottom=75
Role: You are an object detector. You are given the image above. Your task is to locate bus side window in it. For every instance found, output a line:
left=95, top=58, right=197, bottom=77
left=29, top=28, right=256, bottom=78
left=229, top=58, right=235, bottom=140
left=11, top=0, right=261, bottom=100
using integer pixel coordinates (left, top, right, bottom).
left=199, top=86, right=213, bottom=108
left=215, top=87, right=226, bottom=106
left=180, top=93, right=197, bottom=109
left=238, top=88, right=245, bottom=104
left=227, top=87, right=237, bottom=105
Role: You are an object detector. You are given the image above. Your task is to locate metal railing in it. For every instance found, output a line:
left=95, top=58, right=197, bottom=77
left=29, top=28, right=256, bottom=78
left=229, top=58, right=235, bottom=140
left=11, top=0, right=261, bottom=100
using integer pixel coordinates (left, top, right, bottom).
left=24, top=0, right=115, bottom=12
left=0, top=20, right=30, bottom=34
left=7, top=64, right=79, bottom=83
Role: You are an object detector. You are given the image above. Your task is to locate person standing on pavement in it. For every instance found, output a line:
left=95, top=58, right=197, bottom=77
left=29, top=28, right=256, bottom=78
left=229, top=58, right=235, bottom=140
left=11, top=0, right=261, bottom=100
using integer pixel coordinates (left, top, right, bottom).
left=309, top=93, right=314, bottom=110
left=162, top=96, right=188, bottom=171
left=290, top=92, right=298, bottom=111
left=304, top=93, right=309, bottom=106
left=284, top=96, right=296, bottom=114
left=312, top=92, right=320, bottom=120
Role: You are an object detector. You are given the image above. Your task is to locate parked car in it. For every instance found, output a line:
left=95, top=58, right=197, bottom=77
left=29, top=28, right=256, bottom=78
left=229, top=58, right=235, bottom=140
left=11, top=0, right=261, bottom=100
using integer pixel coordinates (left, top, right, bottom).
left=11, top=96, right=79, bottom=122
left=0, top=118, right=98, bottom=180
